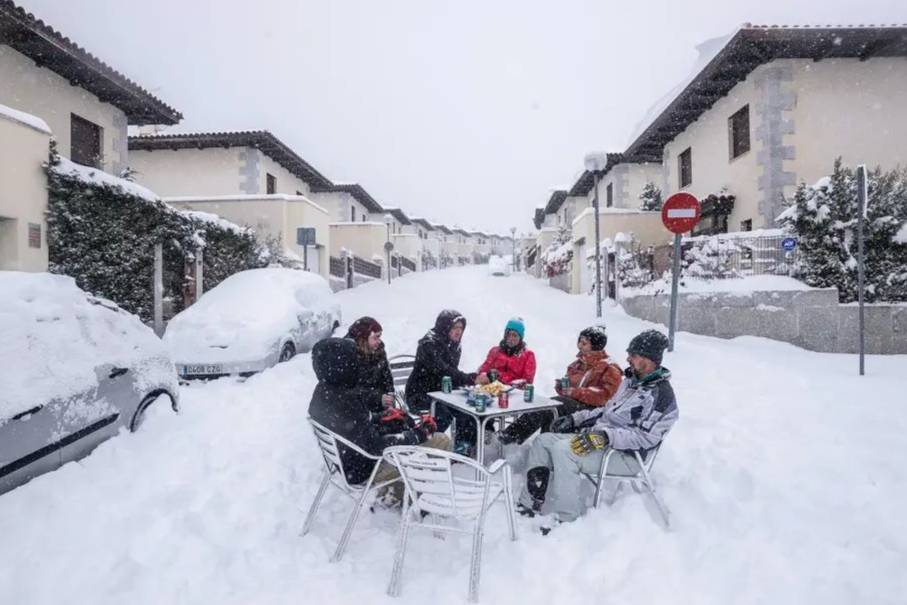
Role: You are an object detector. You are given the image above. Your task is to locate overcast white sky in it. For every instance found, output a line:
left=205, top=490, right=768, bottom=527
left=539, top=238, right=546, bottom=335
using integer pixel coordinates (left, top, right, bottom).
left=19, top=0, right=907, bottom=234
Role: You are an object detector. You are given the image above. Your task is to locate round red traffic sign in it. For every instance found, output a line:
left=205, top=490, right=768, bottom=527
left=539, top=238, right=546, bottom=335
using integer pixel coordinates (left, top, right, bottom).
left=661, top=192, right=701, bottom=234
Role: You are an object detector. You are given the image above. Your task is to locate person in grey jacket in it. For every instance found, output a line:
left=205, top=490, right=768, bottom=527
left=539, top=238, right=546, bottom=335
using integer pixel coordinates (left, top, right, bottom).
left=516, top=330, right=678, bottom=532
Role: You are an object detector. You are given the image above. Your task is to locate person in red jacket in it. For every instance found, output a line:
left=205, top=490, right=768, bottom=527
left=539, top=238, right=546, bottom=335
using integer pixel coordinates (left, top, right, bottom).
left=498, top=325, right=622, bottom=445
left=476, top=317, right=536, bottom=386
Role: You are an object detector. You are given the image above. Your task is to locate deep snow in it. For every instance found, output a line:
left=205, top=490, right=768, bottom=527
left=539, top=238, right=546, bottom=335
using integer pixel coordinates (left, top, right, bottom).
left=1, top=266, right=906, bottom=604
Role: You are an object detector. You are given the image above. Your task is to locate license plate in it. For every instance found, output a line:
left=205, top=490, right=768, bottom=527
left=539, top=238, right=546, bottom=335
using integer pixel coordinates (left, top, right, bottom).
left=182, top=364, right=223, bottom=376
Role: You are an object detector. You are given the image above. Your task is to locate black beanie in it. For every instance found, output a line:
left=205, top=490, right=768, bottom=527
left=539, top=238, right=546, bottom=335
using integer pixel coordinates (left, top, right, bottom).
left=579, top=325, right=608, bottom=351
left=627, top=330, right=669, bottom=365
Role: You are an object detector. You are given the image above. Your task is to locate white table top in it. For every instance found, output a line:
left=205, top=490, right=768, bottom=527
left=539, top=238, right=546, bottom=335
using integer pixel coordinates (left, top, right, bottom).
left=428, top=388, right=561, bottom=418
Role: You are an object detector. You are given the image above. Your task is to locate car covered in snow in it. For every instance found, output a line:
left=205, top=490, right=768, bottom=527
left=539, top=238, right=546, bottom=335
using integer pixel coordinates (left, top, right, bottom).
left=0, top=272, right=180, bottom=496
left=163, top=268, right=341, bottom=379
left=488, top=255, right=512, bottom=276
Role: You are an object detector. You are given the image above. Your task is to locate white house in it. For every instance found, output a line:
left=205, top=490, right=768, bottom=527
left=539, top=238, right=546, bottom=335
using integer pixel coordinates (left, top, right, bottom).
left=0, top=1, right=181, bottom=271
left=625, top=24, right=907, bottom=234
left=128, top=131, right=334, bottom=276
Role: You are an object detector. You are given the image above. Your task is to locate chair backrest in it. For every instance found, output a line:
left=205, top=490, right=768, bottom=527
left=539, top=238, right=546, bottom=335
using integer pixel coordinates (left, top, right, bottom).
left=383, top=446, right=494, bottom=519
left=388, top=354, right=417, bottom=411
left=308, top=418, right=379, bottom=491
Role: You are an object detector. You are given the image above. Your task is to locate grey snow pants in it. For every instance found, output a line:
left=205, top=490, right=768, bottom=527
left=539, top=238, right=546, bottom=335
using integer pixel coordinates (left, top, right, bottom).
left=518, top=432, right=639, bottom=522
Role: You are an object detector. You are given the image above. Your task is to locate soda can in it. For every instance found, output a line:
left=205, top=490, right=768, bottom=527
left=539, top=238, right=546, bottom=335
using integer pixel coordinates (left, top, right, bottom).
left=465, top=389, right=477, bottom=405
left=498, top=391, right=509, bottom=409
left=560, top=377, right=570, bottom=390
left=523, top=384, right=534, bottom=402
left=475, top=393, right=487, bottom=413
left=488, top=369, right=500, bottom=383
left=442, top=376, right=452, bottom=393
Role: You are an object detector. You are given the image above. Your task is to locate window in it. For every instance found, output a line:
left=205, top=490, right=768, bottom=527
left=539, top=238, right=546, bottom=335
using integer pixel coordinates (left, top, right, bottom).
left=70, top=113, right=102, bottom=168
left=741, top=219, right=753, bottom=232
left=28, top=223, right=41, bottom=248
left=266, top=173, right=276, bottom=194
left=606, top=183, right=613, bottom=208
left=679, top=147, right=692, bottom=188
left=351, top=206, right=357, bottom=222
left=729, top=105, right=750, bottom=160
left=296, top=190, right=304, bottom=196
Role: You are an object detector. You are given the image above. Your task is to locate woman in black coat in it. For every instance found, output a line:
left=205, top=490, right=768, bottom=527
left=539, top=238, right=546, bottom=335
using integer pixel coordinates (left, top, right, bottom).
left=345, top=316, right=395, bottom=413
left=308, top=338, right=437, bottom=485
left=405, top=309, right=478, bottom=442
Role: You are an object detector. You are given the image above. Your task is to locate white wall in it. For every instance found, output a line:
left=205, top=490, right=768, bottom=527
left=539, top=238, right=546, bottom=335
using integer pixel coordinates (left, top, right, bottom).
left=130, top=148, right=243, bottom=197
left=0, top=114, right=50, bottom=271
left=0, top=46, right=129, bottom=175
left=258, top=153, right=314, bottom=196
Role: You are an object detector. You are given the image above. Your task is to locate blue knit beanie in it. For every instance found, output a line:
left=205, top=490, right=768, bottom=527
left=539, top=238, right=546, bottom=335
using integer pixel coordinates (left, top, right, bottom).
left=505, top=317, right=525, bottom=340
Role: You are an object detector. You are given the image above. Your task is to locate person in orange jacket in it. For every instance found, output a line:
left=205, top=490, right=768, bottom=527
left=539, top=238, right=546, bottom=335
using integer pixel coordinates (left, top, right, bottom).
left=497, top=325, right=622, bottom=445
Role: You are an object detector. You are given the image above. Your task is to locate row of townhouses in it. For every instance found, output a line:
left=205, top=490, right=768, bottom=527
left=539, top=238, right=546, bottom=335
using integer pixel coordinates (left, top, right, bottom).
left=523, top=24, right=907, bottom=295
left=0, top=1, right=513, bottom=289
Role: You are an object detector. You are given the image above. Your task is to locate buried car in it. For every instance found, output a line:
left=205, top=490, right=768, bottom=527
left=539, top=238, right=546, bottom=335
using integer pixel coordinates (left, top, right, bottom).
left=0, top=272, right=179, bottom=496
left=488, top=254, right=512, bottom=276
left=164, top=268, right=341, bottom=379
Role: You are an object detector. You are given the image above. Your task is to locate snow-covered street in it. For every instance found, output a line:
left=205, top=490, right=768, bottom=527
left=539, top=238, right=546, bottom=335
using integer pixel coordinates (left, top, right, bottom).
left=2, top=266, right=906, bottom=605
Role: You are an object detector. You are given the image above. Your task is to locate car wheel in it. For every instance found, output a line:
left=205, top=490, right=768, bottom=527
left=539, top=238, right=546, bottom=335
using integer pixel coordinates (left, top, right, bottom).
left=131, top=391, right=176, bottom=432
left=279, top=342, right=296, bottom=363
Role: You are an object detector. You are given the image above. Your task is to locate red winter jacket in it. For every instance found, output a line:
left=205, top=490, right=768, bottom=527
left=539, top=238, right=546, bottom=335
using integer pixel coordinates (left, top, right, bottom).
left=477, top=345, right=537, bottom=385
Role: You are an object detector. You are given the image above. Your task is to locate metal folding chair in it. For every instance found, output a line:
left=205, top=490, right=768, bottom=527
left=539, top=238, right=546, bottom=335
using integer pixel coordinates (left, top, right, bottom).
left=388, top=354, right=416, bottom=413
left=584, top=441, right=670, bottom=528
left=383, top=446, right=517, bottom=603
left=302, top=418, right=402, bottom=562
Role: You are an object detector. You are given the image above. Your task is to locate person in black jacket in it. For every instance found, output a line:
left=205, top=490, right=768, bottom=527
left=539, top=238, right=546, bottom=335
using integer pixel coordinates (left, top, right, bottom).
left=308, top=338, right=448, bottom=493
left=405, top=309, right=478, bottom=447
left=345, top=316, right=395, bottom=412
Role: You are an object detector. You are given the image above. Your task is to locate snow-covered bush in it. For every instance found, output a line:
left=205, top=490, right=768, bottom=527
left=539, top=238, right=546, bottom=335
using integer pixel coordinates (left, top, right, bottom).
left=682, top=236, right=741, bottom=279
left=45, top=148, right=267, bottom=322
left=778, top=159, right=907, bottom=302
left=638, top=181, right=663, bottom=211
left=541, top=226, right=572, bottom=277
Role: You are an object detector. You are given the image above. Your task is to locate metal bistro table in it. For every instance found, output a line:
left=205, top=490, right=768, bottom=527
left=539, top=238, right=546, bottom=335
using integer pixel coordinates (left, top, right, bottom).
left=428, top=388, right=562, bottom=472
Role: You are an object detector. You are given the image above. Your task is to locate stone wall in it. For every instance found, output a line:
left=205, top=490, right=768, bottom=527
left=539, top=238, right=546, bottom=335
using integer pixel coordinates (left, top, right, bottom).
left=620, top=288, right=907, bottom=354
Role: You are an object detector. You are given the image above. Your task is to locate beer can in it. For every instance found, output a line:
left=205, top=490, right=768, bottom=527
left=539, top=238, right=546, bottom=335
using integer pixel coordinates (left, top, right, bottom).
left=523, top=384, right=534, bottom=402
left=465, top=388, right=477, bottom=405
left=488, top=369, right=500, bottom=383
left=475, top=393, right=487, bottom=413
left=498, top=391, right=509, bottom=409
left=442, top=376, right=452, bottom=393
left=560, top=377, right=570, bottom=390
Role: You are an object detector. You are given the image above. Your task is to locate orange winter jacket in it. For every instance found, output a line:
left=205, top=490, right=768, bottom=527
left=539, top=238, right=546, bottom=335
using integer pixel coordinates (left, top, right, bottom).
left=560, top=350, right=623, bottom=407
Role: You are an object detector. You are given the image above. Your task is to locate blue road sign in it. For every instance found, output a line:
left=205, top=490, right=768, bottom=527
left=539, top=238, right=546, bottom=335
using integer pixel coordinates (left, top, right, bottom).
left=782, top=237, right=797, bottom=252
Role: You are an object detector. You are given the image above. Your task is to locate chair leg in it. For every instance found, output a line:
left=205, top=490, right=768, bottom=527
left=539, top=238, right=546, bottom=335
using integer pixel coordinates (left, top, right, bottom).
left=331, top=467, right=381, bottom=562
left=300, top=470, right=332, bottom=536
left=468, top=521, right=485, bottom=603
left=638, top=464, right=670, bottom=528
left=602, top=480, right=624, bottom=507
left=503, top=467, right=517, bottom=541
left=387, top=504, right=412, bottom=597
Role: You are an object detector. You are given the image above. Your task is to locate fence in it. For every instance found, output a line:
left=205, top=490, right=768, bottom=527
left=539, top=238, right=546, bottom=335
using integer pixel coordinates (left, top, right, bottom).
left=329, top=256, right=346, bottom=278
left=353, top=255, right=382, bottom=279
left=681, top=233, right=799, bottom=278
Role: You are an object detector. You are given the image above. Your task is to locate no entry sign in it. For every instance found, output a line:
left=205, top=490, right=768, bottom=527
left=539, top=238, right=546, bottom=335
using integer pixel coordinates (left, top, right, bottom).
left=662, top=192, right=701, bottom=234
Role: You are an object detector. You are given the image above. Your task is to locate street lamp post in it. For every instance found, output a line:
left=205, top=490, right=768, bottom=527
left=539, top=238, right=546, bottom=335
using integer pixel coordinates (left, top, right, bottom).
left=384, top=214, right=393, bottom=285
left=584, top=152, right=608, bottom=318
left=510, top=227, right=516, bottom=273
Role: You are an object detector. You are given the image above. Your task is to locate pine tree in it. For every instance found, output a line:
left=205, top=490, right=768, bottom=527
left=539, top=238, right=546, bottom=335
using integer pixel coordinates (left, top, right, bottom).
left=639, top=182, right=663, bottom=211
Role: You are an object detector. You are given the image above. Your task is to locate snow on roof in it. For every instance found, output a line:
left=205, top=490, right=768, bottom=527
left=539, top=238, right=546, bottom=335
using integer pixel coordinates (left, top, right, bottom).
left=0, top=271, right=172, bottom=420
left=53, top=157, right=160, bottom=202
left=0, top=102, right=51, bottom=134
left=164, top=194, right=328, bottom=215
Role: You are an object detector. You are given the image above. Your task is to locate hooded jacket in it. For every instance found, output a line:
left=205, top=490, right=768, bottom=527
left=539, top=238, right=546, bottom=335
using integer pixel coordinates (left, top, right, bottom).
left=308, top=338, right=425, bottom=484
left=477, top=342, right=537, bottom=385
left=571, top=367, right=678, bottom=451
left=404, top=310, right=477, bottom=412
left=562, top=350, right=623, bottom=406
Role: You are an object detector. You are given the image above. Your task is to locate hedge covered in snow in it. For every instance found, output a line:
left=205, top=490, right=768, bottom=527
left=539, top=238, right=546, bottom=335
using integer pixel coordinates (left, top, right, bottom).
left=45, top=150, right=268, bottom=322
left=778, top=160, right=907, bottom=303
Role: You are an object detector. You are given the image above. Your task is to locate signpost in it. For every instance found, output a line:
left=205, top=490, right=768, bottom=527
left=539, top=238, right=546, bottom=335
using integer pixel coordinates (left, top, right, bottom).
left=296, top=227, right=316, bottom=271
left=661, top=192, right=701, bottom=352
left=856, top=165, right=868, bottom=376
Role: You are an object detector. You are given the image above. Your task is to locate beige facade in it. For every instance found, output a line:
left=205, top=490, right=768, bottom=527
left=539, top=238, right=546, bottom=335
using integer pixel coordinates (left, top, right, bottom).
left=309, top=189, right=371, bottom=223
left=0, top=110, right=51, bottom=271
left=594, top=163, right=663, bottom=210
left=165, top=195, right=331, bottom=278
left=662, top=57, right=907, bottom=232
left=392, top=233, right=421, bottom=269
left=130, top=148, right=247, bottom=197
left=329, top=222, right=389, bottom=266
left=0, top=46, right=129, bottom=175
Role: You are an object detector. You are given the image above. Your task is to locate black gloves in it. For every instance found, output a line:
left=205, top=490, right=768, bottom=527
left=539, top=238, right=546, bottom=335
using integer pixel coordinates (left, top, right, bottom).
left=549, top=415, right=575, bottom=433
